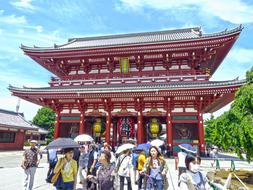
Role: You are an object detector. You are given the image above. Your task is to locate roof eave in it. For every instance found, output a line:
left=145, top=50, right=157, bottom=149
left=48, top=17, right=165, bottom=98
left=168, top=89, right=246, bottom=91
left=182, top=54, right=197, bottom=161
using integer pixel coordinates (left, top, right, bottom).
left=20, top=26, right=242, bottom=53
left=8, top=79, right=246, bottom=94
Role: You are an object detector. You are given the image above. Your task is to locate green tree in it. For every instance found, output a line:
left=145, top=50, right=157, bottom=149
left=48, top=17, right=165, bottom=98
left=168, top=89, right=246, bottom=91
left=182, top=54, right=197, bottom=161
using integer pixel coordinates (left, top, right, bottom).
left=204, top=115, right=215, bottom=145
left=246, top=66, right=253, bottom=84
left=204, top=67, right=253, bottom=162
left=32, top=107, right=55, bottom=141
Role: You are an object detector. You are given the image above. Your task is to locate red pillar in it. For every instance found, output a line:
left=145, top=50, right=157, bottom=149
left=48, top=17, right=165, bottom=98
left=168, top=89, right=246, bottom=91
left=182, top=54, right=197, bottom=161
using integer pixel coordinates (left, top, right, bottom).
left=105, top=111, right=111, bottom=144
left=137, top=111, right=143, bottom=144
left=79, top=112, right=85, bottom=135
left=166, top=111, right=173, bottom=154
left=198, top=113, right=205, bottom=155
left=112, top=120, right=117, bottom=148
left=54, top=111, right=60, bottom=139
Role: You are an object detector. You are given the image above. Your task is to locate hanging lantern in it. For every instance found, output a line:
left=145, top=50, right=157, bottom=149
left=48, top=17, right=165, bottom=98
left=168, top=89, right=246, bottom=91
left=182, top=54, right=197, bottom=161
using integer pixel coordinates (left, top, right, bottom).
left=120, top=57, right=130, bottom=73
left=147, top=118, right=162, bottom=138
left=117, top=117, right=135, bottom=138
left=93, top=118, right=104, bottom=137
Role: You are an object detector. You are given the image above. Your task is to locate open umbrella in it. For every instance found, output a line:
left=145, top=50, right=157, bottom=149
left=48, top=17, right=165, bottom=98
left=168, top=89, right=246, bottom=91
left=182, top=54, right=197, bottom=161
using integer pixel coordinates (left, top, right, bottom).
left=150, top=139, right=164, bottom=147
left=178, top=143, right=197, bottom=154
left=46, top=138, right=79, bottom=149
left=116, top=143, right=135, bottom=154
left=136, top=143, right=151, bottom=155
left=74, top=134, right=94, bottom=142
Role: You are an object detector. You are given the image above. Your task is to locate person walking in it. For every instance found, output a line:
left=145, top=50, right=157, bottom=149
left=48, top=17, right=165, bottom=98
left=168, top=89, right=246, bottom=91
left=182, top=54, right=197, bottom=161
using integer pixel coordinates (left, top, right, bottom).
left=78, top=145, right=89, bottom=185
left=116, top=149, right=132, bottom=190
left=137, top=150, right=146, bottom=190
left=104, top=144, right=116, bottom=165
left=178, top=154, right=212, bottom=190
left=87, top=150, right=115, bottom=190
left=53, top=148, right=78, bottom=190
left=21, top=140, right=40, bottom=190
left=177, top=147, right=188, bottom=179
left=47, top=149, right=58, bottom=178
left=142, top=146, right=168, bottom=190
left=131, top=151, right=139, bottom=185
left=87, top=144, right=98, bottom=190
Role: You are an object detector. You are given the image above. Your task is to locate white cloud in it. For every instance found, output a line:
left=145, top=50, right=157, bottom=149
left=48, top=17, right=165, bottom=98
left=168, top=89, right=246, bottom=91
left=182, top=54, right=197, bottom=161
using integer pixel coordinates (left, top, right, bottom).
left=0, top=14, right=27, bottom=25
left=160, top=23, right=200, bottom=31
left=204, top=103, right=231, bottom=120
left=0, top=29, right=2, bottom=35
left=227, top=48, right=253, bottom=63
left=211, top=47, right=253, bottom=81
left=35, top=25, right=43, bottom=33
left=117, top=0, right=253, bottom=24
left=0, top=68, right=48, bottom=88
left=10, top=0, right=36, bottom=11
left=203, top=0, right=253, bottom=24
left=0, top=96, right=41, bottom=121
left=18, top=29, right=24, bottom=34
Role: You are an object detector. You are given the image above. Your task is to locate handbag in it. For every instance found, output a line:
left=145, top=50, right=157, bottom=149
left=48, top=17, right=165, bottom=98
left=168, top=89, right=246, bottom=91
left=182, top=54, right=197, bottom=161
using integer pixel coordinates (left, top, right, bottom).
left=53, top=173, right=63, bottom=189
left=46, top=171, right=60, bottom=183
left=51, top=172, right=61, bottom=183
left=46, top=158, right=62, bottom=184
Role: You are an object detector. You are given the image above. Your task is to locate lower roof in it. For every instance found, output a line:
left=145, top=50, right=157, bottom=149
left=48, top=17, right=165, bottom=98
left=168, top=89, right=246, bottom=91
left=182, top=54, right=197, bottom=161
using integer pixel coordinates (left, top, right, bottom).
left=9, top=79, right=245, bottom=94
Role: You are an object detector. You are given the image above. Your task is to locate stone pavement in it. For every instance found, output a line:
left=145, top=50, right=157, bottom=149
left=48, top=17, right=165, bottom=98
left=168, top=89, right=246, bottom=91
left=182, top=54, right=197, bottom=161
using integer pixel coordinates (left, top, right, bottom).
left=0, top=151, right=253, bottom=190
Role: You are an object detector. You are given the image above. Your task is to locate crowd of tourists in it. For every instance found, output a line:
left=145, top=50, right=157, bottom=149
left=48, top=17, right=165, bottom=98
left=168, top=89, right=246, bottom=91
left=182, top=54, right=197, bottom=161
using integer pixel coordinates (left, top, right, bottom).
left=22, top=140, right=214, bottom=190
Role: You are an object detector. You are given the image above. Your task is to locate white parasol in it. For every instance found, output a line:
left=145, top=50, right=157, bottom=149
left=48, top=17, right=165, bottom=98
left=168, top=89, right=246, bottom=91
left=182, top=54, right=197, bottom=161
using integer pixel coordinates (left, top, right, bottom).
left=74, top=134, right=94, bottom=142
left=116, top=143, right=135, bottom=154
left=150, top=139, right=164, bottom=147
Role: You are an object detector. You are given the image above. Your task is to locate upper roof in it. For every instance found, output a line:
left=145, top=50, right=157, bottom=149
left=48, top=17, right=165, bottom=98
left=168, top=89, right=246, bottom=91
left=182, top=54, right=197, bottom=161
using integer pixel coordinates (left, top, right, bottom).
left=0, top=109, right=38, bottom=131
left=21, top=26, right=243, bottom=51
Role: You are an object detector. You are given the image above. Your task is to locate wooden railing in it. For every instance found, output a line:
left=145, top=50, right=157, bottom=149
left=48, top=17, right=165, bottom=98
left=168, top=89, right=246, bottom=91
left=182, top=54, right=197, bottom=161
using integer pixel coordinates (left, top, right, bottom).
left=49, top=70, right=209, bottom=87
left=52, top=69, right=206, bottom=81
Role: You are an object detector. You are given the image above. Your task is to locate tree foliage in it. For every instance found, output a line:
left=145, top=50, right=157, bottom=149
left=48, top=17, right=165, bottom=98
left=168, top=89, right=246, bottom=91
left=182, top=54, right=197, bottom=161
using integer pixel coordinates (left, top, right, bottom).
left=32, top=107, right=55, bottom=141
left=205, top=67, right=253, bottom=162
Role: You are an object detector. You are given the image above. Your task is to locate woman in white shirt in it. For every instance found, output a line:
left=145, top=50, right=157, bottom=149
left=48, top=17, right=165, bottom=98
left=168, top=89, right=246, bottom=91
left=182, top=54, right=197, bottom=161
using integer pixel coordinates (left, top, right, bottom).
left=116, top=149, right=132, bottom=190
left=179, top=154, right=212, bottom=190
left=177, top=149, right=187, bottom=179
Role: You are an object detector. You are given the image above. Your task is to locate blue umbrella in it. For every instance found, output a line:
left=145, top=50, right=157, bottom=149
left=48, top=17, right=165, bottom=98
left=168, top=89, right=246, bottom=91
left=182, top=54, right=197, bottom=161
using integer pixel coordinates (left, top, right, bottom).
left=136, top=143, right=151, bottom=155
left=178, top=143, right=197, bottom=154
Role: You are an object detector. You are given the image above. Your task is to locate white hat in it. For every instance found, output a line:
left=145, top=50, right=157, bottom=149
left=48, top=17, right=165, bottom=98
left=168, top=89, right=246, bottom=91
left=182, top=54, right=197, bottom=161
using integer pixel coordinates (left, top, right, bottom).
left=30, top=140, right=38, bottom=144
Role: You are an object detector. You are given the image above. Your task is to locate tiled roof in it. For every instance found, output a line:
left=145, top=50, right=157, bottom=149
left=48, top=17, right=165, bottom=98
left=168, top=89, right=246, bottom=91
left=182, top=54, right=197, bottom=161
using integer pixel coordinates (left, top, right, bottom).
left=27, top=124, right=49, bottom=134
left=37, top=126, right=49, bottom=134
left=0, top=109, right=38, bottom=131
left=9, top=79, right=245, bottom=94
left=21, top=26, right=242, bottom=50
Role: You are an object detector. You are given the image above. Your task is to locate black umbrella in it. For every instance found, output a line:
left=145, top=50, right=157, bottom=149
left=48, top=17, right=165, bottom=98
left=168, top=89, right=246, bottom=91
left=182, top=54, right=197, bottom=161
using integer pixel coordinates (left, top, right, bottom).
left=46, top=138, right=80, bottom=149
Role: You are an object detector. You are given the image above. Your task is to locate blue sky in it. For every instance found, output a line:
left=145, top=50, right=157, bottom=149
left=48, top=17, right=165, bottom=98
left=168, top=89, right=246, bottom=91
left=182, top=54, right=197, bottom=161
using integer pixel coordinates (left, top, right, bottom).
left=0, top=0, right=253, bottom=120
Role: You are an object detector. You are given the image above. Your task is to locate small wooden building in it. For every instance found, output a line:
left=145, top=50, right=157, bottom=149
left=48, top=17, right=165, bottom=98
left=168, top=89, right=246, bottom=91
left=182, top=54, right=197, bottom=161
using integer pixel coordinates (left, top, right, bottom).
left=0, top=109, right=48, bottom=150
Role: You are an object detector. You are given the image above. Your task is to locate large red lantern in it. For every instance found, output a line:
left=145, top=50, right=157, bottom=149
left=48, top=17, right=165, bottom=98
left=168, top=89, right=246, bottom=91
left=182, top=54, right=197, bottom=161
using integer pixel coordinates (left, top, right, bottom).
left=117, top=117, right=135, bottom=138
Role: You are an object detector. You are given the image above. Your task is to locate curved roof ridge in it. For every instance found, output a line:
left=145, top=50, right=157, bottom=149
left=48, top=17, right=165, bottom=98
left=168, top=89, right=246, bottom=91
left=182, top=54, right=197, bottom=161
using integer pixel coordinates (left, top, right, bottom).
left=69, top=27, right=201, bottom=42
left=20, top=26, right=242, bottom=51
left=201, top=25, right=243, bottom=38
